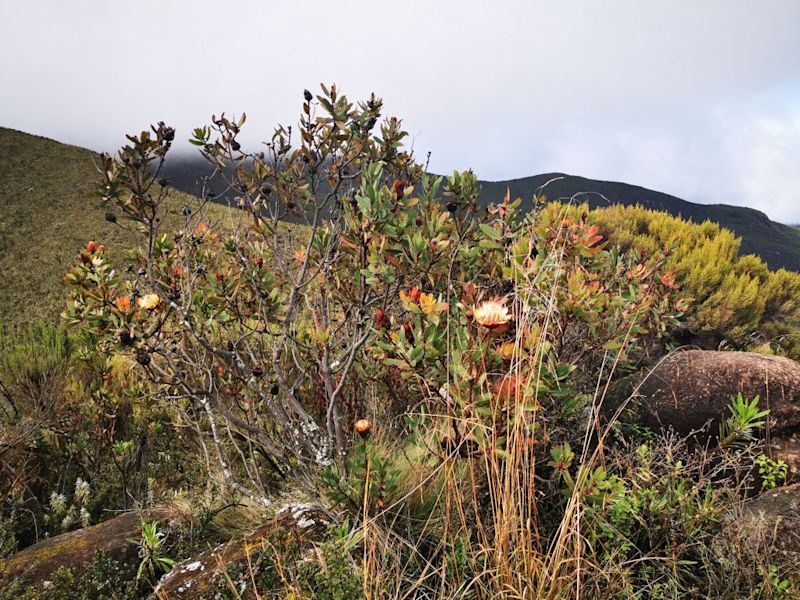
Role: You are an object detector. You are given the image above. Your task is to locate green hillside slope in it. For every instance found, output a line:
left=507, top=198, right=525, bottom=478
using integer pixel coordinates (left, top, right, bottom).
left=0, top=128, right=228, bottom=330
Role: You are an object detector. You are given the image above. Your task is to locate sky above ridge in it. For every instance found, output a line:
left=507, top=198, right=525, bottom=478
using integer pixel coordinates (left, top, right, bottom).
left=2, top=1, right=800, bottom=222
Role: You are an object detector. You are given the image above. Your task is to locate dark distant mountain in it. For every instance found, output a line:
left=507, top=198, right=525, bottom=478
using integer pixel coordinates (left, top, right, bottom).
left=160, top=158, right=800, bottom=272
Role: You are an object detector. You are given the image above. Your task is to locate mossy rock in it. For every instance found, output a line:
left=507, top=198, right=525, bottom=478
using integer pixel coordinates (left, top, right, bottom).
left=0, top=507, right=177, bottom=588
left=154, top=503, right=330, bottom=599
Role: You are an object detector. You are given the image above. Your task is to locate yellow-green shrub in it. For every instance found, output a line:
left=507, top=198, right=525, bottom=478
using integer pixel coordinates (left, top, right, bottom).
left=580, top=203, right=800, bottom=358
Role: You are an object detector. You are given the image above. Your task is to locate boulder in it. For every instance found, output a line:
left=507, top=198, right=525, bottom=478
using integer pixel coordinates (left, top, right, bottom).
left=719, top=483, right=800, bottom=573
left=605, top=350, right=800, bottom=439
left=770, top=430, right=800, bottom=481
left=0, top=506, right=179, bottom=587
left=154, top=503, right=331, bottom=599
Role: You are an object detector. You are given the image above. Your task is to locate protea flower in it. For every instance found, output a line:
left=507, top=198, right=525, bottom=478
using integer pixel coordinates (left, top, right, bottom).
left=136, top=293, right=161, bottom=311
left=114, top=295, right=132, bottom=313
left=473, top=298, right=512, bottom=330
left=399, top=286, right=422, bottom=306
left=193, top=222, right=207, bottom=236
left=355, top=418, right=372, bottom=438
left=492, top=374, right=523, bottom=406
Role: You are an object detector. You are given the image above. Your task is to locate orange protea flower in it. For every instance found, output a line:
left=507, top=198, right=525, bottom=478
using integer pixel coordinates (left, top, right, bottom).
left=114, top=295, right=132, bottom=313
left=473, top=298, right=512, bottom=329
left=136, top=293, right=161, bottom=311
left=354, top=418, right=372, bottom=438
left=192, top=223, right=208, bottom=238
left=659, top=270, right=679, bottom=290
left=86, top=240, right=97, bottom=253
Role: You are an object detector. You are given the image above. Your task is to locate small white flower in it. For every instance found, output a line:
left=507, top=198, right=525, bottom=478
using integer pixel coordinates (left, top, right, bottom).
left=79, top=507, right=91, bottom=528
left=74, top=478, right=91, bottom=505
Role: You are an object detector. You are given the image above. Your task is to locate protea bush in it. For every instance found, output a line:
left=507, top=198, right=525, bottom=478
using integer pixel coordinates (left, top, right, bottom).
left=61, top=86, right=785, bottom=598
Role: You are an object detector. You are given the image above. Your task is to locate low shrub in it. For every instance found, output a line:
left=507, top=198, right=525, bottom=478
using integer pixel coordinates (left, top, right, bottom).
left=588, top=203, right=800, bottom=358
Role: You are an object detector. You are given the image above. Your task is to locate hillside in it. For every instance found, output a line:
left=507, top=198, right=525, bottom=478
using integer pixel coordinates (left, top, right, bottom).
left=0, top=128, right=229, bottom=330
left=1, top=126, right=797, bottom=333
left=159, top=158, right=800, bottom=272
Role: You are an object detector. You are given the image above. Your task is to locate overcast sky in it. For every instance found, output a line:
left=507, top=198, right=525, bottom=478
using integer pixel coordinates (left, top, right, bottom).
left=2, top=1, right=799, bottom=222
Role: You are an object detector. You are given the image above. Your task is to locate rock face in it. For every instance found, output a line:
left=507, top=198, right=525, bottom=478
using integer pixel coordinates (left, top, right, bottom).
left=719, top=483, right=800, bottom=573
left=0, top=507, right=177, bottom=587
left=154, top=503, right=330, bottom=599
left=605, top=350, right=800, bottom=437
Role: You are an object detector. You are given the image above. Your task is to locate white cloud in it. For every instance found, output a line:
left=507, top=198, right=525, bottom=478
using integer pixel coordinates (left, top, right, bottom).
left=1, top=0, right=799, bottom=221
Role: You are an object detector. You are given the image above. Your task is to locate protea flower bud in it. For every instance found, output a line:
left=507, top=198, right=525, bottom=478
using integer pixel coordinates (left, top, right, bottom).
left=355, top=418, right=372, bottom=438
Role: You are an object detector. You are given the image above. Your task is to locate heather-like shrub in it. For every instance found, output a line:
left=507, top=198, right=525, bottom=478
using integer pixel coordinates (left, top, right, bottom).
left=588, top=203, right=800, bottom=358
left=0, top=323, right=189, bottom=551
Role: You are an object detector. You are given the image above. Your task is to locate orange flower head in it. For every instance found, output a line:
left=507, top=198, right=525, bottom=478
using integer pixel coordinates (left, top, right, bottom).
left=492, top=374, right=523, bottom=406
left=86, top=240, right=97, bottom=253
left=473, top=299, right=512, bottom=329
left=355, top=418, right=372, bottom=438
left=114, top=295, right=132, bottom=313
left=659, top=270, right=679, bottom=290
left=399, top=286, right=422, bottom=307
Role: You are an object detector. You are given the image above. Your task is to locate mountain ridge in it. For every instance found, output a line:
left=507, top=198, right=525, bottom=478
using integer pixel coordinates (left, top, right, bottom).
left=474, top=171, right=800, bottom=270
left=158, top=157, right=800, bottom=271
left=2, top=126, right=798, bottom=272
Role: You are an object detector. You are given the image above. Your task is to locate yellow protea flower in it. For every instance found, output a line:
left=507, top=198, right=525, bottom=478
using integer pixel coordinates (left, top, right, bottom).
left=473, top=299, right=512, bottom=329
left=136, top=293, right=161, bottom=311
